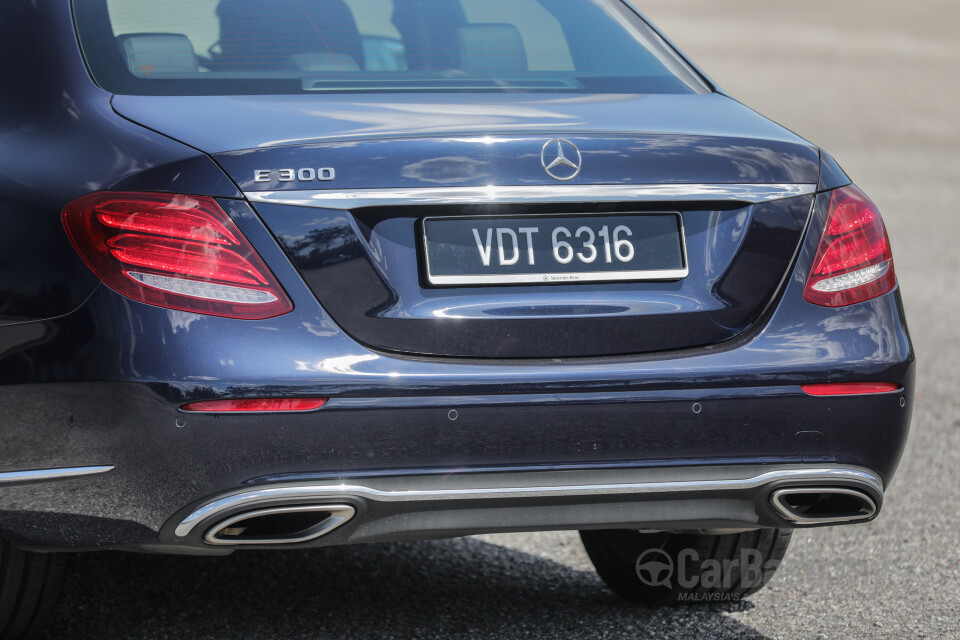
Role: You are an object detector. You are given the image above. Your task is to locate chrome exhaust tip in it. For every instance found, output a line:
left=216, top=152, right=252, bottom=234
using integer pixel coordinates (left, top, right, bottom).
left=770, top=487, right=877, bottom=525
left=204, top=504, right=355, bottom=545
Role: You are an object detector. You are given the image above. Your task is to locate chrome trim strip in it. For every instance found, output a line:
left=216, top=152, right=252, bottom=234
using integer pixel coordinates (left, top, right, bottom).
left=203, top=504, right=356, bottom=546
left=426, top=268, right=690, bottom=286
left=175, top=467, right=881, bottom=538
left=243, top=183, right=817, bottom=210
left=770, top=487, right=878, bottom=525
left=0, top=465, right=115, bottom=486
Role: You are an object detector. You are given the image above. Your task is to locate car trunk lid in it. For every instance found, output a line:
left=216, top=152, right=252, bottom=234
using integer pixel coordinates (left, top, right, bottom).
left=112, top=93, right=818, bottom=358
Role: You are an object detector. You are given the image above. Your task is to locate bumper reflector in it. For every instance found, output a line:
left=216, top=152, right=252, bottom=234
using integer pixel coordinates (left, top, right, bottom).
left=801, top=382, right=899, bottom=397
left=181, top=398, right=328, bottom=412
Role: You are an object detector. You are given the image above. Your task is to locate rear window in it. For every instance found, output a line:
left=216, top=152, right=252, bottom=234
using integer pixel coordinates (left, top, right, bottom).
left=73, top=0, right=709, bottom=95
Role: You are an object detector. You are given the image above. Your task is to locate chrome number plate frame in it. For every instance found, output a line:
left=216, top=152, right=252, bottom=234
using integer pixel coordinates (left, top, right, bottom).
left=421, top=212, right=689, bottom=286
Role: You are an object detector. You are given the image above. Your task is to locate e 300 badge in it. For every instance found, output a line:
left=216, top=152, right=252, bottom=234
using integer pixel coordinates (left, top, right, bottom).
left=253, top=167, right=336, bottom=183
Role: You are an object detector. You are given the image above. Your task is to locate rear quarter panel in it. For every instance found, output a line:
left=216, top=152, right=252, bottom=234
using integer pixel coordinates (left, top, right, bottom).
left=0, top=0, right=239, bottom=326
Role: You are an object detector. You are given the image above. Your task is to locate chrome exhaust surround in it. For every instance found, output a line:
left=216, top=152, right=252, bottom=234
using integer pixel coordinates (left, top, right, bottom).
left=203, top=504, right=356, bottom=545
left=770, top=487, right=878, bottom=525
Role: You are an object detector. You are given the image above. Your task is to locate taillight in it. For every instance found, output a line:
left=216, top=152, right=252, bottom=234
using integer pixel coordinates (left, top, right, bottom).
left=803, top=185, right=896, bottom=307
left=62, top=192, right=293, bottom=319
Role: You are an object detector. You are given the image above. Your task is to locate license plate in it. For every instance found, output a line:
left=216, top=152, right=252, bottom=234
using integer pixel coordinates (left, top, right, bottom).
left=422, top=213, right=688, bottom=286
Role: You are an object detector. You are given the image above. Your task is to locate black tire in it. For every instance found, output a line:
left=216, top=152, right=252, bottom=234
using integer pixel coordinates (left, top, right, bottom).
left=580, top=528, right=792, bottom=605
left=0, top=537, right=68, bottom=639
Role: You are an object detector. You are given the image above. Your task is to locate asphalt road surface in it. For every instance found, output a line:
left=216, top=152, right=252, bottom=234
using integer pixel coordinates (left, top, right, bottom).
left=45, top=2, right=960, bottom=638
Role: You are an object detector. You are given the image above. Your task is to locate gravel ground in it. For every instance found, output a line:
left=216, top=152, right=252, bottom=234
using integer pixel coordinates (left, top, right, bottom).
left=46, top=1, right=960, bottom=638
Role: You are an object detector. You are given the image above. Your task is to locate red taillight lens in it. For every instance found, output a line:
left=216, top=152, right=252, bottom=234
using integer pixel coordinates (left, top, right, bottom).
left=181, top=398, right=328, bottom=412
left=803, top=186, right=896, bottom=307
left=801, top=382, right=900, bottom=396
left=62, top=192, right=293, bottom=319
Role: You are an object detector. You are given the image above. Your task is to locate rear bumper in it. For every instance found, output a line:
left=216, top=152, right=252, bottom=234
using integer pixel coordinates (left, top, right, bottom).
left=0, top=366, right=912, bottom=552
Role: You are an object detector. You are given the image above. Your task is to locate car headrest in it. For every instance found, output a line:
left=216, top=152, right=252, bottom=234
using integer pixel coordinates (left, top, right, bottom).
left=392, top=0, right=467, bottom=70
left=456, top=23, right=528, bottom=74
left=285, top=52, right=360, bottom=72
left=117, top=33, right=199, bottom=76
left=214, top=0, right=365, bottom=70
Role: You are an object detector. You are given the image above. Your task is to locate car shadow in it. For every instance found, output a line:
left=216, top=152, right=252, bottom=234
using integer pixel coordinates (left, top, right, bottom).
left=46, top=536, right=772, bottom=639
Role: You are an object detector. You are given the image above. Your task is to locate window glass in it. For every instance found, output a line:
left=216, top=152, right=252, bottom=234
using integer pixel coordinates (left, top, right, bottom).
left=75, top=0, right=709, bottom=95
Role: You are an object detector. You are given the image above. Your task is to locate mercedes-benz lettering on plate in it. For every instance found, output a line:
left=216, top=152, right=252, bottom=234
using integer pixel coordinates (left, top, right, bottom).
left=0, top=0, right=913, bottom=633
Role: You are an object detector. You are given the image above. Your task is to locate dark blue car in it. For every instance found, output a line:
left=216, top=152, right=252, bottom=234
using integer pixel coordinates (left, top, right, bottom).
left=0, top=0, right=913, bottom=634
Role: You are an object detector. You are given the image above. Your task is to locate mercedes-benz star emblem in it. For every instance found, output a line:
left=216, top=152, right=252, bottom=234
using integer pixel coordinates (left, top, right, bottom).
left=541, top=139, right=582, bottom=181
